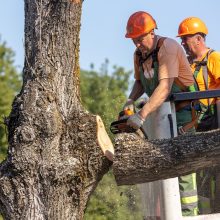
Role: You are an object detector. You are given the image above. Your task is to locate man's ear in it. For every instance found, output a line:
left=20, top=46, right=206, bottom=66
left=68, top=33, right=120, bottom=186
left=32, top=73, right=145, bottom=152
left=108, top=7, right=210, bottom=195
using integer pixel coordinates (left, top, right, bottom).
left=150, top=30, right=155, bottom=38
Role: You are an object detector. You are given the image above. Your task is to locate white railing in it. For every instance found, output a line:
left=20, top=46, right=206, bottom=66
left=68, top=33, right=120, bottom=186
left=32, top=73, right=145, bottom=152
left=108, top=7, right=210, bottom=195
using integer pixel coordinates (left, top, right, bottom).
left=184, top=213, right=220, bottom=220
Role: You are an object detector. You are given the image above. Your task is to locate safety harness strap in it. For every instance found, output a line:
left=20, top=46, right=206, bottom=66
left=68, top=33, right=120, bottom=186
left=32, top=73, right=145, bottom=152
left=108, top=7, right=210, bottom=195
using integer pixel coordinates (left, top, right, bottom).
left=136, top=37, right=166, bottom=67
left=194, top=49, right=215, bottom=88
left=174, top=83, right=200, bottom=134
left=194, top=49, right=215, bottom=109
left=178, top=105, right=200, bottom=134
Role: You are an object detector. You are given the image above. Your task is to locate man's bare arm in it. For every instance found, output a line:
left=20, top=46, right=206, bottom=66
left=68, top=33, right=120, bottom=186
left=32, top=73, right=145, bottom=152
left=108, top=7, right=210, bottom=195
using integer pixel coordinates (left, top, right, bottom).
left=139, top=78, right=174, bottom=119
left=128, top=80, right=145, bottom=101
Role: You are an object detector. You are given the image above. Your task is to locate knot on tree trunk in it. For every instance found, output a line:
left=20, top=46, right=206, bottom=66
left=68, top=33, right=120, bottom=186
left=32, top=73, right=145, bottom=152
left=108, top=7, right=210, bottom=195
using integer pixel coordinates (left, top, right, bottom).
left=18, top=126, right=36, bottom=143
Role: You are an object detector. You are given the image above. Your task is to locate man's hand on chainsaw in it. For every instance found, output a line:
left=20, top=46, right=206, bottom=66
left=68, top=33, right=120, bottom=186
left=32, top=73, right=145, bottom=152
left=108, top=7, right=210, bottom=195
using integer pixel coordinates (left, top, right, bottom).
left=127, top=112, right=145, bottom=130
left=123, top=99, right=135, bottom=112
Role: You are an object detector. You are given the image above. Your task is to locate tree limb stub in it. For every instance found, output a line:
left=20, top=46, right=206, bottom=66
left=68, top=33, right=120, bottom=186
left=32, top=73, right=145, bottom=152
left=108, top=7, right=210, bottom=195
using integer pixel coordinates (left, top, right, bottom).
left=113, top=129, right=220, bottom=186
left=96, top=115, right=114, bottom=161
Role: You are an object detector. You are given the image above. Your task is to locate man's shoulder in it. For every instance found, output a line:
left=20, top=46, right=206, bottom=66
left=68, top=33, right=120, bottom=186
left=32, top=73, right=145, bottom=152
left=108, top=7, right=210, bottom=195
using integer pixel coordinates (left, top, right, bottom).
left=159, top=37, right=182, bottom=54
left=207, top=50, right=220, bottom=75
left=208, top=50, right=220, bottom=59
left=162, top=37, right=179, bottom=46
left=207, top=50, right=220, bottom=66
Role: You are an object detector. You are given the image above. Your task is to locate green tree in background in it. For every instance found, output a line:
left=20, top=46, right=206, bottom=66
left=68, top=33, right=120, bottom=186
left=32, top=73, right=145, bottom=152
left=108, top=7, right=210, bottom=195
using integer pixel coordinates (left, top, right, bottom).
left=81, top=62, right=130, bottom=136
left=0, top=38, right=21, bottom=161
left=81, top=63, right=143, bottom=220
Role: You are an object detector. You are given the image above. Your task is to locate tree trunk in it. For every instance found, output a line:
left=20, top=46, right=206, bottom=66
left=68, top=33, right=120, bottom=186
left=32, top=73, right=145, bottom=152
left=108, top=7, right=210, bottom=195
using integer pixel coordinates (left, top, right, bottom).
left=0, top=1, right=112, bottom=219
left=113, top=130, right=220, bottom=186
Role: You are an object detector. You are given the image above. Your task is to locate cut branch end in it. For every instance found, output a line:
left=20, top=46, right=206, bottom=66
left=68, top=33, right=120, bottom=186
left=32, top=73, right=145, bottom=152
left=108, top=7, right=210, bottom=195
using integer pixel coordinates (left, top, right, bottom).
left=96, top=115, right=114, bottom=161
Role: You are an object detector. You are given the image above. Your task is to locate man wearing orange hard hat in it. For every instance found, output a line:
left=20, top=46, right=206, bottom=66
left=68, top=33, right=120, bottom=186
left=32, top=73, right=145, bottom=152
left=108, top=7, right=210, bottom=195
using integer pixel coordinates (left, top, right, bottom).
left=123, top=11, right=199, bottom=216
left=177, top=17, right=220, bottom=214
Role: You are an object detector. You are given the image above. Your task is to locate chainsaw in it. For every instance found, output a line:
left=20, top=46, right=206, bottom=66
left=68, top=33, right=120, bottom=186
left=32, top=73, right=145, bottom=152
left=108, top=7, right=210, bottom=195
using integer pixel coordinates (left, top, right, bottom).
left=110, top=108, right=148, bottom=138
left=110, top=109, right=135, bottom=134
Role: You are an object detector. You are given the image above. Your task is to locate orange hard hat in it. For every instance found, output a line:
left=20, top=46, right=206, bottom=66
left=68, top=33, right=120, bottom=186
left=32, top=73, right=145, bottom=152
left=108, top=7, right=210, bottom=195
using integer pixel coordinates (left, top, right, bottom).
left=125, top=11, right=157, bottom=39
left=177, top=17, right=208, bottom=37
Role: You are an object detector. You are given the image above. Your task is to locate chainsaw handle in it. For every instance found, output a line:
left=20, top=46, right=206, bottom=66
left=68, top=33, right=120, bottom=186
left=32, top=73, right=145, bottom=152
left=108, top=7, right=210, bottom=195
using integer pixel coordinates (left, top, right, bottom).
left=140, top=126, right=148, bottom=139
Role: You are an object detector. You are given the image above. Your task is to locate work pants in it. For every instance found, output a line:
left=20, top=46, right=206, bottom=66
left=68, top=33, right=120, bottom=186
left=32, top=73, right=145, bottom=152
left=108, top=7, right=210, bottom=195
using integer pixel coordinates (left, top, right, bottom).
left=176, top=110, right=199, bottom=216
left=196, top=109, right=219, bottom=214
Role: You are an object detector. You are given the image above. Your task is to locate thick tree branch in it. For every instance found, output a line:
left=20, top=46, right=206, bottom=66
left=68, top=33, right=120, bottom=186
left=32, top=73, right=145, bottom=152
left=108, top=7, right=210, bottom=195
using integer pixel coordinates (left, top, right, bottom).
left=113, top=129, right=220, bottom=185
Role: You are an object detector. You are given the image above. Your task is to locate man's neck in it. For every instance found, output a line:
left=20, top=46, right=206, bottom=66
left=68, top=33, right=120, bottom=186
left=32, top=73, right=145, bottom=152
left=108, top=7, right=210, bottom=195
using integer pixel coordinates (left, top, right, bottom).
left=194, top=47, right=210, bottom=61
left=144, top=35, right=158, bottom=55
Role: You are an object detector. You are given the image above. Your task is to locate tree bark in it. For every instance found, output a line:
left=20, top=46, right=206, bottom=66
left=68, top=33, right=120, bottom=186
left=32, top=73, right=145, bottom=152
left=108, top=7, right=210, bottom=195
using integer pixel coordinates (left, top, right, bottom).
left=113, top=130, right=220, bottom=186
left=0, top=1, right=112, bottom=219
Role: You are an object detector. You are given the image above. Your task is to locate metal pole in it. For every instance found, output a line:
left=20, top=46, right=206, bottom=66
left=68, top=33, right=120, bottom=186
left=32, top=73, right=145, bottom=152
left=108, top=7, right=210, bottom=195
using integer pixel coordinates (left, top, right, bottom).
left=184, top=213, right=220, bottom=220
left=217, top=100, right=220, bottom=128
left=160, top=102, right=182, bottom=220
left=169, top=89, right=220, bottom=101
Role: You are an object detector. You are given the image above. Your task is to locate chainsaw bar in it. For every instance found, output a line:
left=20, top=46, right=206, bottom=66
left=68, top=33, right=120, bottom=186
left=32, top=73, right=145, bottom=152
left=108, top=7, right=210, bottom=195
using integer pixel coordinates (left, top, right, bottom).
left=110, top=118, right=136, bottom=134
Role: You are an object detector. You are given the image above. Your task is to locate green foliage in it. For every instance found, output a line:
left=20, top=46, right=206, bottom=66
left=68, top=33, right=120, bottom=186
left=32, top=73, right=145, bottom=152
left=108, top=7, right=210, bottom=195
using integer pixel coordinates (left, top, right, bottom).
left=84, top=171, right=142, bottom=220
left=80, top=64, right=130, bottom=137
left=80, top=64, right=143, bottom=219
left=0, top=38, right=21, bottom=161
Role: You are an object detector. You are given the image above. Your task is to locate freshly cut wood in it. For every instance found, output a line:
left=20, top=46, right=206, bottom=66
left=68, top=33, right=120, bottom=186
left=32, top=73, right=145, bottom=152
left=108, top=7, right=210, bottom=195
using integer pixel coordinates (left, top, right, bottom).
left=113, top=129, right=220, bottom=185
left=96, top=115, right=114, bottom=161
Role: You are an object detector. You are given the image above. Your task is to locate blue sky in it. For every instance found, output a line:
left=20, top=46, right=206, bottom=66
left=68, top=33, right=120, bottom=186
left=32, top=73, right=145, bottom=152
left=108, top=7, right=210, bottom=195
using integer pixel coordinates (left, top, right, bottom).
left=1, top=0, right=220, bottom=73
